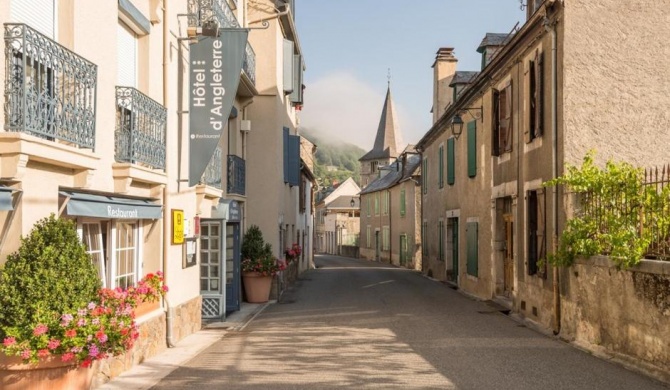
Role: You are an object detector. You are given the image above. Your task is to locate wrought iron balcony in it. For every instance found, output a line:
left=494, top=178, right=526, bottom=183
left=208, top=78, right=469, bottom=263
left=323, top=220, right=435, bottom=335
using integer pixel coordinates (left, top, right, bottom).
left=3, top=23, right=97, bottom=149
left=188, top=0, right=240, bottom=29
left=227, top=154, right=246, bottom=196
left=115, top=87, right=167, bottom=170
left=243, top=42, right=256, bottom=84
left=202, top=146, right=223, bottom=189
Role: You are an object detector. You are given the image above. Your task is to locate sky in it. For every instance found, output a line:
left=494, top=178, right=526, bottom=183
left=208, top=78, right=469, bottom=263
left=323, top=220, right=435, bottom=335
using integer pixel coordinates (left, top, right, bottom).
left=294, top=0, right=526, bottom=150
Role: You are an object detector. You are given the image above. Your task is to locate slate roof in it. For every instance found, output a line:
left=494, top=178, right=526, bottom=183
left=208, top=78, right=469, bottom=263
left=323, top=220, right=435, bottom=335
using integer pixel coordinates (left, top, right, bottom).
left=477, top=33, right=511, bottom=53
left=449, top=71, right=480, bottom=86
left=359, top=86, right=402, bottom=161
left=360, top=153, right=421, bottom=195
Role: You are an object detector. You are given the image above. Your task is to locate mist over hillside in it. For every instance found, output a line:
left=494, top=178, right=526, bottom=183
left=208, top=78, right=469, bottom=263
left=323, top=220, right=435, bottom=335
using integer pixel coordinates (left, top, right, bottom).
left=300, top=127, right=366, bottom=188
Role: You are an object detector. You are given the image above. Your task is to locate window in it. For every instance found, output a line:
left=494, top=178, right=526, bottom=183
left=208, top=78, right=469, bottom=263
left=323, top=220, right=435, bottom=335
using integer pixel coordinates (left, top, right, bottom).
left=438, top=220, right=445, bottom=262
left=399, top=234, right=408, bottom=265
left=118, top=22, right=138, bottom=87
left=371, top=161, right=379, bottom=173
left=438, top=145, right=444, bottom=188
left=382, top=191, right=389, bottom=215
left=367, top=226, right=371, bottom=248
left=527, top=189, right=546, bottom=276
left=492, top=82, right=513, bottom=156
left=467, top=121, right=477, bottom=178
left=422, top=158, right=428, bottom=194
left=382, top=226, right=390, bottom=251
left=81, top=220, right=141, bottom=289
left=375, top=193, right=380, bottom=215
left=527, top=51, right=544, bottom=143
left=367, top=196, right=371, bottom=217
left=447, top=138, right=455, bottom=185
left=466, top=222, right=478, bottom=277
left=400, top=188, right=406, bottom=217
left=11, top=0, right=56, bottom=38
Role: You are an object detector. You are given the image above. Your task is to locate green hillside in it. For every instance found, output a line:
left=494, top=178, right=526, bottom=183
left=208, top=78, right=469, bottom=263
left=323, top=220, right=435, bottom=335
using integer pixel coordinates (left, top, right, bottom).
left=300, top=127, right=365, bottom=188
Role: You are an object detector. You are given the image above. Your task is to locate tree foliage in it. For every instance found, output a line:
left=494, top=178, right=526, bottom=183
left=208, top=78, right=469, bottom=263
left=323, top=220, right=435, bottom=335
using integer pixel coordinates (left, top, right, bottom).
left=301, top=127, right=364, bottom=187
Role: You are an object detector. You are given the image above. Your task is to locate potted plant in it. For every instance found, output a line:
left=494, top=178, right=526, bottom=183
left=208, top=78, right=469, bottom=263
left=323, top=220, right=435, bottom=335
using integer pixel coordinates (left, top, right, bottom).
left=241, top=225, right=285, bottom=303
left=0, top=215, right=167, bottom=389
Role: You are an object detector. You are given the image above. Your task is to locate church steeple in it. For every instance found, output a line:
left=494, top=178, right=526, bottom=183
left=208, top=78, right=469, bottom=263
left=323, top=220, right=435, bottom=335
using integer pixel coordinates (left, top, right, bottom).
left=360, top=85, right=402, bottom=162
left=359, top=81, right=404, bottom=187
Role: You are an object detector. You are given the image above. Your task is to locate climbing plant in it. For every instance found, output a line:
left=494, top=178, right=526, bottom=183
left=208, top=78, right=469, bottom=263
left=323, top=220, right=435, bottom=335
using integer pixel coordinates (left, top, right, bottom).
left=543, top=151, right=669, bottom=268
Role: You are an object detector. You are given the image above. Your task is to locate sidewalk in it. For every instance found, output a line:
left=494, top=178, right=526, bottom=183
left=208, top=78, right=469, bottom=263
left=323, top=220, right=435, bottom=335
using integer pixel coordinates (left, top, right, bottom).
left=96, top=302, right=272, bottom=390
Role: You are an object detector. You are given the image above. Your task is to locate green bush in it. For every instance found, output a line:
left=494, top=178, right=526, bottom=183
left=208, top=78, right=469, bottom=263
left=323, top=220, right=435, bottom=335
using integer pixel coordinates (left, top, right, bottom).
left=241, top=225, right=272, bottom=261
left=0, top=215, right=100, bottom=337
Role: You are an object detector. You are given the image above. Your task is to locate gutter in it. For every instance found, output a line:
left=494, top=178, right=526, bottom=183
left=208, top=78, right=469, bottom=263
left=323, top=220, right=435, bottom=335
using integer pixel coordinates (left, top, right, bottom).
left=162, top=0, right=176, bottom=348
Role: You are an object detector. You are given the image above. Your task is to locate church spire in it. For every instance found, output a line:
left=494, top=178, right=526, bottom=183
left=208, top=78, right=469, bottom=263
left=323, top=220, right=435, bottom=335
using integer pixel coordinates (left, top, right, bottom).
left=360, top=82, right=402, bottom=161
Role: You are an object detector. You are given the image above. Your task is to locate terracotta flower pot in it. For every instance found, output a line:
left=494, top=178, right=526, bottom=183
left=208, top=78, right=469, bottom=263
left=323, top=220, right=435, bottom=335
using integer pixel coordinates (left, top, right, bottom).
left=134, top=300, right=160, bottom=318
left=0, top=353, right=95, bottom=390
left=242, top=272, right=273, bottom=303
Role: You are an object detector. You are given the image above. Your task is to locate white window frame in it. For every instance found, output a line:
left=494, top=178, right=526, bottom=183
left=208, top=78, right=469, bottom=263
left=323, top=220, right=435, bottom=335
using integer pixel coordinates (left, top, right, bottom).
left=78, top=219, right=142, bottom=289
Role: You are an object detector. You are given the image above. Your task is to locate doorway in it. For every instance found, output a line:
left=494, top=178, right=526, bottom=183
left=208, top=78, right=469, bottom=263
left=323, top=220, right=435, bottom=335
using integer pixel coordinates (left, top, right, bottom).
left=225, top=222, right=241, bottom=313
left=447, top=218, right=459, bottom=283
left=200, top=220, right=224, bottom=319
left=503, top=213, right=514, bottom=297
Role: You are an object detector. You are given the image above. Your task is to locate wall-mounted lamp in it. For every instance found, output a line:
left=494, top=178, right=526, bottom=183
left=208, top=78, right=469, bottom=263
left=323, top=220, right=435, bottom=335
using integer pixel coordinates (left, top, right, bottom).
left=450, top=106, right=483, bottom=140
left=350, top=198, right=356, bottom=208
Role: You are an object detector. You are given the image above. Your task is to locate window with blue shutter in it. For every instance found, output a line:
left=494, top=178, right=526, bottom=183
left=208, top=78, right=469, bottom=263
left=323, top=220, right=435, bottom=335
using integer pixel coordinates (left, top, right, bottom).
left=288, top=135, right=300, bottom=186
left=467, top=121, right=477, bottom=178
left=466, top=222, right=478, bottom=276
left=283, top=127, right=289, bottom=183
left=447, top=138, right=455, bottom=185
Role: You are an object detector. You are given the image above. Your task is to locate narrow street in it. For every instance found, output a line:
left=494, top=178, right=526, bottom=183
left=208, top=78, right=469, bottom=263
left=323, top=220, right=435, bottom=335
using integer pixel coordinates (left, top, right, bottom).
left=152, top=255, right=665, bottom=389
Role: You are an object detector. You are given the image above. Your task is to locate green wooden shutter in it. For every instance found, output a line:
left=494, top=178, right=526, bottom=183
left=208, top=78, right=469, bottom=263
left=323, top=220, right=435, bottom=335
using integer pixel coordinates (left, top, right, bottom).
left=438, top=146, right=444, bottom=188
left=467, top=121, right=477, bottom=178
left=447, top=138, right=455, bottom=185
left=466, top=222, right=478, bottom=277
left=422, top=158, right=428, bottom=194
left=400, top=189, right=406, bottom=216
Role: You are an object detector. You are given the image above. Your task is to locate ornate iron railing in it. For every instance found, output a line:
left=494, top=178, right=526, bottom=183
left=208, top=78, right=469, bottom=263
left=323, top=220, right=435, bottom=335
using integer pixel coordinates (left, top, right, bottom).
left=227, top=154, right=246, bottom=195
left=202, top=146, right=223, bottom=189
left=243, top=42, right=256, bottom=84
left=115, top=87, right=167, bottom=170
left=4, top=23, right=97, bottom=149
left=187, top=0, right=255, bottom=84
left=188, top=0, right=240, bottom=29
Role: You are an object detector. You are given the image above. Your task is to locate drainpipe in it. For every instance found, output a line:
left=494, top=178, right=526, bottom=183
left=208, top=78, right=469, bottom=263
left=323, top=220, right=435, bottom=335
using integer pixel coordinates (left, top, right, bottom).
left=162, top=0, right=176, bottom=348
left=545, top=14, right=561, bottom=336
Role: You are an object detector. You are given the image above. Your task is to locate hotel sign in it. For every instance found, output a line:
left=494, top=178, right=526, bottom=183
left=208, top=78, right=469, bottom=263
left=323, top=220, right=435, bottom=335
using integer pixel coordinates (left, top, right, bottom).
left=189, top=29, right=249, bottom=187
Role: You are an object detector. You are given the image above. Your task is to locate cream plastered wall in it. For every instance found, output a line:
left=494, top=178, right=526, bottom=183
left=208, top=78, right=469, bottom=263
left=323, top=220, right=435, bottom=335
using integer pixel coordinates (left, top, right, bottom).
left=562, top=0, right=670, bottom=168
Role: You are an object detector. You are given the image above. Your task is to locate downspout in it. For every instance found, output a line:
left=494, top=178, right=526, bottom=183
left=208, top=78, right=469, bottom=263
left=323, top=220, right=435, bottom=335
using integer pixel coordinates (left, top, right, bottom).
left=545, top=14, right=561, bottom=335
left=162, top=0, right=176, bottom=348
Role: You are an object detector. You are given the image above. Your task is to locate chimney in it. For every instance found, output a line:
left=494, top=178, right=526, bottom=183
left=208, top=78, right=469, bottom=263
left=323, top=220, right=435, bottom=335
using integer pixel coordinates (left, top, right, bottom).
left=432, top=48, right=458, bottom=124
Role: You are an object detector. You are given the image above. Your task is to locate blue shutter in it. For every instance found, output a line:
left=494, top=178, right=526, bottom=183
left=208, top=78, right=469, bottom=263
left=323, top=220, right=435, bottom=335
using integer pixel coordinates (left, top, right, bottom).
left=288, top=135, right=300, bottom=186
left=283, top=127, right=289, bottom=183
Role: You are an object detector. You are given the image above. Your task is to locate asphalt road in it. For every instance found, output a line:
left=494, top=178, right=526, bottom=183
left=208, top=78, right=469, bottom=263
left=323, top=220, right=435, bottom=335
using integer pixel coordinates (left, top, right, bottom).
left=152, top=254, right=668, bottom=389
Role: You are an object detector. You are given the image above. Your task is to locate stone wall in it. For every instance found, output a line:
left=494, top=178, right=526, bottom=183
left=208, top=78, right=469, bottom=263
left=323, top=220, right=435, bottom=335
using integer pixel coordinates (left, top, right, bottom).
left=561, top=257, right=670, bottom=381
left=169, top=295, right=203, bottom=342
left=92, top=312, right=166, bottom=388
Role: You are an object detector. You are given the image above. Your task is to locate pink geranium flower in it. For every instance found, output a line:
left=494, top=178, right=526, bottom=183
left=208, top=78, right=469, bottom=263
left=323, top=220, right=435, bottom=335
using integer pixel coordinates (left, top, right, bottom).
left=3, top=336, right=16, bottom=347
left=20, top=349, right=31, bottom=360
left=33, top=324, right=48, bottom=336
left=61, top=352, right=75, bottom=362
left=47, top=339, right=61, bottom=350
left=37, top=349, right=50, bottom=358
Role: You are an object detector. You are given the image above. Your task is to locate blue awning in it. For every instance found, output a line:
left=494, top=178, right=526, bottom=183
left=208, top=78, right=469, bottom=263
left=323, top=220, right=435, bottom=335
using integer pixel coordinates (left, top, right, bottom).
left=0, top=186, right=14, bottom=211
left=59, top=191, right=162, bottom=220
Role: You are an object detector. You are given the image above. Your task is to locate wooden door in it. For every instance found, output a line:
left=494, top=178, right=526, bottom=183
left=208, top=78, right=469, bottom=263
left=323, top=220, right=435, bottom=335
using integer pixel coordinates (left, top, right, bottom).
left=503, top=214, right=514, bottom=297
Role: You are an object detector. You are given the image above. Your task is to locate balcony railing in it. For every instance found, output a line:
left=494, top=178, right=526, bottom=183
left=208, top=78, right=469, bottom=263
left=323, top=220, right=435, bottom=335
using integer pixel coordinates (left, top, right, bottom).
left=4, top=23, right=97, bottom=149
left=188, top=0, right=255, bottom=84
left=243, top=42, right=256, bottom=84
left=115, top=87, right=167, bottom=170
left=227, top=154, right=246, bottom=195
left=202, top=146, right=223, bottom=189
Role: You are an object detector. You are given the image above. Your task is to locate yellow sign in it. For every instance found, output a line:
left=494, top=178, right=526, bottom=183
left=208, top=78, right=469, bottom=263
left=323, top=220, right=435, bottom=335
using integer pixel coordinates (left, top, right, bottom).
left=172, top=209, right=184, bottom=244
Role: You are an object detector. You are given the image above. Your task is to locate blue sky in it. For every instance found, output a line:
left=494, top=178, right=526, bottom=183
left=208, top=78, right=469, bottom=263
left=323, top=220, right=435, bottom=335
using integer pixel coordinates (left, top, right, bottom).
left=295, top=0, right=525, bottom=149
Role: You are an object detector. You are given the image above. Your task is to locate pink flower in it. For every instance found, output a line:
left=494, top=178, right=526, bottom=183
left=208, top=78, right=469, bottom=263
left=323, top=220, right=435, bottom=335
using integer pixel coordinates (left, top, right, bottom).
left=61, top=352, right=75, bottom=362
left=60, top=314, right=74, bottom=327
left=47, top=339, right=61, bottom=350
left=78, top=309, right=87, bottom=317
left=20, top=349, right=32, bottom=360
left=88, top=344, right=99, bottom=358
left=33, top=324, right=48, bottom=336
left=70, top=346, right=83, bottom=354
left=3, top=336, right=16, bottom=347
left=77, top=318, right=87, bottom=327
left=162, top=285, right=169, bottom=292
left=87, top=302, right=96, bottom=310
left=37, top=349, right=50, bottom=358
